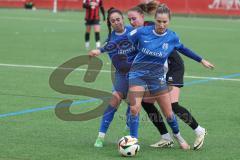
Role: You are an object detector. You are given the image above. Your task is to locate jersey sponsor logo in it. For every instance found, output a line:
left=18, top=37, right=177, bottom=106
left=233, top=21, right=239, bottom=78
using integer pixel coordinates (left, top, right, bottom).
left=118, top=46, right=136, bottom=55
left=141, top=48, right=163, bottom=57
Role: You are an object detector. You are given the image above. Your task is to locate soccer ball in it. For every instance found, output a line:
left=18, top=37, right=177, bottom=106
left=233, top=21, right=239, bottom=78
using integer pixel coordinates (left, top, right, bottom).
left=118, top=135, right=140, bottom=157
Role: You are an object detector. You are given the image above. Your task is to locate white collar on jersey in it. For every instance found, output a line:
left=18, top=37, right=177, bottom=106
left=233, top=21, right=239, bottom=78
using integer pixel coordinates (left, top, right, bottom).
left=115, top=28, right=127, bottom=36
left=152, top=29, right=168, bottom=37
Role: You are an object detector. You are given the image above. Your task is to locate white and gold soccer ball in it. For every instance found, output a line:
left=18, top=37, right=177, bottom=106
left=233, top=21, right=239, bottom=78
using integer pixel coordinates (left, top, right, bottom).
left=118, top=135, right=140, bottom=157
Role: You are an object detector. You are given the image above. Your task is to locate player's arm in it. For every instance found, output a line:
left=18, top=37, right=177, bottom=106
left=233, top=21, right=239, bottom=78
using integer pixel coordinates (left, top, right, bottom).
left=99, top=0, right=105, bottom=21
left=89, top=41, right=120, bottom=56
left=176, top=44, right=202, bottom=62
left=92, top=27, right=140, bottom=55
left=176, top=44, right=214, bottom=69
left=174, top=36, right=214, bottom=69
left=100, top=7, right=105, bottom=21
left=89, top=39, right=110, bottom=57
left=99, top=27, right=140, bottom=53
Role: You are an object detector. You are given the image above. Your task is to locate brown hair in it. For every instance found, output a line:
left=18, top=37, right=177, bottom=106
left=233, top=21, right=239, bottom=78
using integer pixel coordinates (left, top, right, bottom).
left=106, top=7, right=123, bottom=40
left=155, top=4, right=171, bottom=20
left=128, top=0, right=160, bottom=15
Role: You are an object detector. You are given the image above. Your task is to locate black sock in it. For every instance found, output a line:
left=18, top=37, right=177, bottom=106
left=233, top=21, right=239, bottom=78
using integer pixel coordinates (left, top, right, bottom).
left=172, top=102, right=199, bottom=130
left=85, top=32, right=90, bottom=42
left=141, top=101, right=168, bottom=135
left=95, top=32, right=100, bottom=42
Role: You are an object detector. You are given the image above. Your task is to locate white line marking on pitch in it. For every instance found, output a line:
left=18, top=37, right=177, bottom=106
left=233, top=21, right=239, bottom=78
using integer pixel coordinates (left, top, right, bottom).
left=0, top=63, right=239, bottom=81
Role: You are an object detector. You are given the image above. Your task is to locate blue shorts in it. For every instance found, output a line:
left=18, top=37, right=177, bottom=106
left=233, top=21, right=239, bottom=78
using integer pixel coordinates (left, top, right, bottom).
left=112, top=72, right=129, bottom=99
left=129, top=76, right=169, bottom=95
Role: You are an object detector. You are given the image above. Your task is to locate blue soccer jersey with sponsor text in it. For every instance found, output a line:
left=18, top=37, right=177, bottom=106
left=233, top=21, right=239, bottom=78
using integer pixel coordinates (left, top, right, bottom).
left=127, top=25, right=202, bottom=78
left=102, top=25, right=137, bottom=73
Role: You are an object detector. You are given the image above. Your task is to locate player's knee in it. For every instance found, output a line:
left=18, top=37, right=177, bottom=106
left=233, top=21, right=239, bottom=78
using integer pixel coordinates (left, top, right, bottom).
left=109, top=98, right=121, bottom=108
left=130, top=106, right=140, bottom=116
left=110, top=92, right=123, bottom=107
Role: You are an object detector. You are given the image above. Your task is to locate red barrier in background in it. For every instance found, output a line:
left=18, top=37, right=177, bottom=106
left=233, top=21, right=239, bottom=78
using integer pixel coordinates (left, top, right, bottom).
left=0, top=0, right=240, bottom=16
left=160, top=0, right=240, bottom=16
left=0, top=0, right=141, bottom=10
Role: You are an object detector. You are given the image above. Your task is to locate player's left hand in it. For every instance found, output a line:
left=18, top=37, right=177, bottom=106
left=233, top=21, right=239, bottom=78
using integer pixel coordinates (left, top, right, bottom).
left=201, top=59, right=215, bottom=69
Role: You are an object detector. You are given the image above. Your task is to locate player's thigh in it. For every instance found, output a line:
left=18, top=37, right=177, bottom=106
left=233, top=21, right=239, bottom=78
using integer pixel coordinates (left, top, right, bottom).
left=112, top=72, right=129, bottom=99
left=85, top=25, right=92, bottom=32
left=142, top=91, right=156, bottom=104
left=128, top=85, right=145, bottom=115
left=169, top=86, right=180, bottom=103
left=93, top=24, right=100, bottom=32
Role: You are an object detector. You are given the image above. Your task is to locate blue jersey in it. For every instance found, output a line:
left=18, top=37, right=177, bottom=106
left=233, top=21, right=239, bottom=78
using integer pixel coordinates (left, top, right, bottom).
left=127, top=25, right=202, bottom=78
left=101, top=25, right=137, bottom=73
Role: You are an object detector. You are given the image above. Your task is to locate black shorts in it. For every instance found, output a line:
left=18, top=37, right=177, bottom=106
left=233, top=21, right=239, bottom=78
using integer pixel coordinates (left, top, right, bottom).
left=85, top=19, right=100, bottom=25
left=166, top=50, right=185, bottom=88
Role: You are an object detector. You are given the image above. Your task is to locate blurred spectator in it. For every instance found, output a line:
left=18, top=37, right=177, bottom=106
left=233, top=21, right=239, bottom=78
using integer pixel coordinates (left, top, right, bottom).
left=209, top=0, right=240, bottom=9
left=24, top=0, right=35, bottom=10
left=83, top=0, right=105, bottom=49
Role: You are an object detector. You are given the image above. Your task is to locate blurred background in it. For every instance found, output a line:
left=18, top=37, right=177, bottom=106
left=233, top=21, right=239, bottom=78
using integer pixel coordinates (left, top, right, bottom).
left=1, top=0, right=240, bottom=16
left=0, top=0, right=240, bottom=160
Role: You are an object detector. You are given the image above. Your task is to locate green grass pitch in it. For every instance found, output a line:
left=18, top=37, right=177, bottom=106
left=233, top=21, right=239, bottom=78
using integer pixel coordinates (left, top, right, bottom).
left=0, top=9, right=240, bottom=160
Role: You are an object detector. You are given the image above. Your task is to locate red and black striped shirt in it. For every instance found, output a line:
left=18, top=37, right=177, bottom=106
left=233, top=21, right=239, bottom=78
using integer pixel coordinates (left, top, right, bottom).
left=83, top=0, right=105, bottom=21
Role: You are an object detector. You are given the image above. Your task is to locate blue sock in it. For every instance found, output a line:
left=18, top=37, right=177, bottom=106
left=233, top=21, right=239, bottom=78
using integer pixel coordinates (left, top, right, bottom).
left=125, top=105, right=130, bottom=128
left=129, top=114, right=139, bottom=138
left=99, top=105, right=117, bottom=133
left=166, top=114, right=179, bottom=134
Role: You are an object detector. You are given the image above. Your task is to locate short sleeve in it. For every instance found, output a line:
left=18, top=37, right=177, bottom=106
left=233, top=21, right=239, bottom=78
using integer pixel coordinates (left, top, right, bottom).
left=173, top=32, right=183, bottom=49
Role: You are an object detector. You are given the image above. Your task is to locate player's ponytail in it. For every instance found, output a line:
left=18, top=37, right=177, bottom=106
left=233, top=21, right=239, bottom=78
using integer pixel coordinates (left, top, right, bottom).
left=107, top=7, right=114, bottom=40
left=129, top=0, right=160, bottom=15
left=106, top=7, right=124, bottom=40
